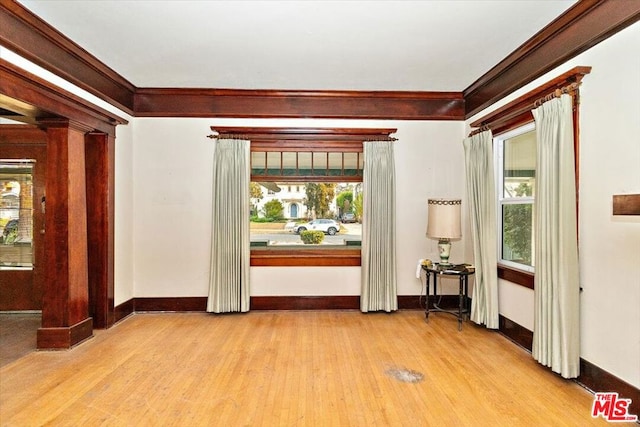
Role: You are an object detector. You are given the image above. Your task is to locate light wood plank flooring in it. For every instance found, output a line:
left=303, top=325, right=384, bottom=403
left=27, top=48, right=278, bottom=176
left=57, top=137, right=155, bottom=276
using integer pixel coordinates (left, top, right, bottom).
left=0, top=312, right=40, bottom=368
left=0, top=311, right=624, bottom=426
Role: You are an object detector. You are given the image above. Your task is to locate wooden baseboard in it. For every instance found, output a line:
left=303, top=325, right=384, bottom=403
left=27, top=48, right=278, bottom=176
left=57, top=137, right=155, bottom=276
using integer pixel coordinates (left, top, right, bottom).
left=117, top=295, right=460, bottom=312
left=251, top=296, right=359, bottom=310
left=497, top=314, right=639, bottom=420
left=114, top=298, right=134, bottom=323
left=499, top=314, right=534, bottom=350
left=36, top=317, right=93, bottom=349
left=578, top=358, right=640, bottom=420
left=134, top=297, right=207, bottom=312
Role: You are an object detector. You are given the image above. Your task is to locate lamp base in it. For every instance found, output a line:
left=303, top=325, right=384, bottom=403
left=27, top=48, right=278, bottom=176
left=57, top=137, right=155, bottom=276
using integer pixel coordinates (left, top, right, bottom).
left=437, top=239, right=452, bottom=266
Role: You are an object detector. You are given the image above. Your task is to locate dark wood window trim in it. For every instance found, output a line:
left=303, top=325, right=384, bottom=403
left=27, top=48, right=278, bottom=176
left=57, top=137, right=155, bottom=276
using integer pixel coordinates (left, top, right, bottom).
left=471, top=66, right=590, bottom=289
left=210, top=126, right=396, bottom=267
left=497, top=264, right=534, bottom=290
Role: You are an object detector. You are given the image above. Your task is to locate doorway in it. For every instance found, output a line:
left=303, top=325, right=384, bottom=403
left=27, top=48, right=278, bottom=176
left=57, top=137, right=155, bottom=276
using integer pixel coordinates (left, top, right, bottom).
left=0, top=125, right=47, bottom=311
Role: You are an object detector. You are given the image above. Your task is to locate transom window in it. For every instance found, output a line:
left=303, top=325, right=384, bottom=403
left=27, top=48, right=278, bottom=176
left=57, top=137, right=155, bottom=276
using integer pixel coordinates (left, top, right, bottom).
left=251, top=151, right=363, bottom=179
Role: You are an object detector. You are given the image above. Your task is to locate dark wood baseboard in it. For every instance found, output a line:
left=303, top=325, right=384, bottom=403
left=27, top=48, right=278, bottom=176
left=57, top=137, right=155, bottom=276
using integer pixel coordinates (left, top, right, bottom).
left=36, top=317, right=93, bottom=349
left=499, top=314, right=534, bottom=350
left=579, top=358, right=640, bottom=420
left=114, top=298, right=134, bottom=323
left=251, top=296, right=359, bottom=310
left=498, top=314, right=639, bottom=420
left=116, top=294, right=462, bottom=313
left=134, top=297, right=207, bottom=312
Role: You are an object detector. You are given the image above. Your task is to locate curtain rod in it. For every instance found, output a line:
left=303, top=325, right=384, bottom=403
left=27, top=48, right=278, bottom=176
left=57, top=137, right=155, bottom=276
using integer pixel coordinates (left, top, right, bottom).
left=363, top=136, right=398, bottom=142
left=207, top=133, right=250, bottom=140
left=207, top=134, right=398, bottom=142
left=468, top=125, right=490, bottom=138
left=467, top=81, right=582, bottom=138
left=533, top=81, right=580, bottom=108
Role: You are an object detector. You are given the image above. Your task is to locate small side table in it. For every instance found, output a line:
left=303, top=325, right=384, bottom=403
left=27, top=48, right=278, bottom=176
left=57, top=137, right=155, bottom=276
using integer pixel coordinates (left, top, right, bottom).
left=423, top=264, right=475, bottom=331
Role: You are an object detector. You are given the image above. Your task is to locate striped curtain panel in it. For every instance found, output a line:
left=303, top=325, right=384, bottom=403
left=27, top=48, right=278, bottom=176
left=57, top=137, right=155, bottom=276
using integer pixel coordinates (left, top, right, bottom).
left=463, top=130, right=499, bottom=329
left=361, top=141, right=397, bottom=312
left=532, top=94, right=580, bottom=378
left=207, top=139, right=251, bottom=313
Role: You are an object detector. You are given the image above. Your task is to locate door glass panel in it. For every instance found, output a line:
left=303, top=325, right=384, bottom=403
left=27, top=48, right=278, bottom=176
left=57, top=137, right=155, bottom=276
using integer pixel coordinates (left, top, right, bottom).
left=1, top=160, right=35, bottom=268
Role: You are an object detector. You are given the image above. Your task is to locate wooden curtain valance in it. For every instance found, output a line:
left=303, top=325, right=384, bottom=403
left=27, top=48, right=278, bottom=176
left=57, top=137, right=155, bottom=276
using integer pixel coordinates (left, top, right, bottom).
left=208, top=127, right=397, bottom=150
left=468, top=66, right=591, bottom=136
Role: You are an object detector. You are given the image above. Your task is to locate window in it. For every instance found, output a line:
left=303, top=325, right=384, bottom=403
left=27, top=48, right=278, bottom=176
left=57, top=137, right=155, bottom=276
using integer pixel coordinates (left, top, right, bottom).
left=210, top=126, right=396, bottom=266
left=469, top=66, right=588, bottom=288
left=0, top=160, right=35, bottom=269
left=496, top=123, right=535, bottom=273
left=250, top=180, right=362, bottom=246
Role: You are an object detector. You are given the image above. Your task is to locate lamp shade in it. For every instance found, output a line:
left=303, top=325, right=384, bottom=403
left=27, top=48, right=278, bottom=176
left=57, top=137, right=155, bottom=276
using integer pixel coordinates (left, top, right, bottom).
left=426, top=199, right=462, bottom=240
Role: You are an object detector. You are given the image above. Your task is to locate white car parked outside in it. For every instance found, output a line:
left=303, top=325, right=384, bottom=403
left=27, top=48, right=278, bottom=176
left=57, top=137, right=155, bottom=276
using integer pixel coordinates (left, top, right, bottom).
left=292, top=219, right=340, bottom=236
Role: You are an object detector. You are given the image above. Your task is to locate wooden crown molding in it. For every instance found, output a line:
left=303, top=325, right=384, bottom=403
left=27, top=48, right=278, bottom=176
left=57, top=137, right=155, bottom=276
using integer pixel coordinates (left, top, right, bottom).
left=136, top=88, right=464, bottom=120
left=0, top=59, right=127, bottom=135
left=0, top=0, right=136, bottom=115
left=464, top=0, right=640, bottom=118
left=1, top=0, right=639, bottom=121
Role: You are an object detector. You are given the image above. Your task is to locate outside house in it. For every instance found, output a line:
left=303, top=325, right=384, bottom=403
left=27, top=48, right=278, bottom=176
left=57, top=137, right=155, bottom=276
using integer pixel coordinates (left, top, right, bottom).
left=253, top=183, right=313, bottom=219
left=250, top=182, right=362, bottom=246
left=252, top=182, right=359, bottom=220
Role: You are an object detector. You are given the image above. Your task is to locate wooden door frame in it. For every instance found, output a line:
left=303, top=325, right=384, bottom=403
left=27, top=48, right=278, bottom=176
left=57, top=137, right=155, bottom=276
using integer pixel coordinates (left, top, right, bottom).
left=1, top=60, right=126, bottom=348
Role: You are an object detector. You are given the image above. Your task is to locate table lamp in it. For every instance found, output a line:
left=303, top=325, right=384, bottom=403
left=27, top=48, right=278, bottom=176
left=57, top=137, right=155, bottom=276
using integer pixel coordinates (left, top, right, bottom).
left=426, top=199, right=461, bottom=266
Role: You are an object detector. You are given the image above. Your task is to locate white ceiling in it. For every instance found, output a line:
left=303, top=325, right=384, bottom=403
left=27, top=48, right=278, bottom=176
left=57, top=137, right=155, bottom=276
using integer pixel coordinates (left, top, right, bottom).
left=18, top=0, right=576, bottom=92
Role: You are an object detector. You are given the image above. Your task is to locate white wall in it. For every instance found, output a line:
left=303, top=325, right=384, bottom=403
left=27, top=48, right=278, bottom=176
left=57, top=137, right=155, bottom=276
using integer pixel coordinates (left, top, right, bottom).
left=114, top=122, right=135, bottom=305
left=466, top=22, right=640, bottom=388
left=130, top=118, right=467, bottom=298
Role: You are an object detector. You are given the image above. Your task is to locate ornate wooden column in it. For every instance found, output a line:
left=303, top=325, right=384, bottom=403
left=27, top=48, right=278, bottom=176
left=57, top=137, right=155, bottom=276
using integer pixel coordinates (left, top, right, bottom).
left=37, top=119, right=93, bottom=349
left=85, top=131, right=115, bottom=329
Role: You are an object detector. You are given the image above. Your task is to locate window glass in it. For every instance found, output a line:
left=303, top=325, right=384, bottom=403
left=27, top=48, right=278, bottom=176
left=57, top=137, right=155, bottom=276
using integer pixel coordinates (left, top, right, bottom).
left=328, top=153, right=342, bottom=175
left=282, top=152, right=297, bottom=176
left=266, top=152, right=280, bottom=175
left=251, top=152, right=266, bottom=174
left=250, top=181, right=361, bottom=248
left=313, top=152, right=327, bottom=176
left=344, top=152, right=358, bottom=176
left=496, top=124, right=535, bottom=271
left=1, top=160, right=35, bottom=269
left=298, top=152, right=312, bottom=176
left=252, top=150, right=362, bottom=181
left=503, top=131, right=536, bottom=199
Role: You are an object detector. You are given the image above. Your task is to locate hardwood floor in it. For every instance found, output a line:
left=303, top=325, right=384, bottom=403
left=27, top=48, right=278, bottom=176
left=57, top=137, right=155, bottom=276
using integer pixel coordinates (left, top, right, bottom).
left=0, top=311, right=624, bottom=426
left=0, top=312, right=40, bottom=368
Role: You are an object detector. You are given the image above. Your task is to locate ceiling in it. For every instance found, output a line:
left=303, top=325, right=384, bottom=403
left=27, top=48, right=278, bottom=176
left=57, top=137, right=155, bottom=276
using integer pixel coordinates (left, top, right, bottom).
left=17, top=0, right=576, bottom=92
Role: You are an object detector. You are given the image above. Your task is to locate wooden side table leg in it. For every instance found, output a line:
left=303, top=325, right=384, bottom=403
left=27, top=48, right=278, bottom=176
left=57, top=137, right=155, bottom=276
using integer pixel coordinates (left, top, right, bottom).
left=458, top=276, right=464, bottom=331
left=425, top=271, right=430, bottom=322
